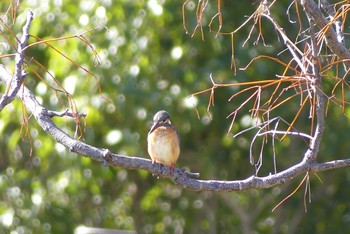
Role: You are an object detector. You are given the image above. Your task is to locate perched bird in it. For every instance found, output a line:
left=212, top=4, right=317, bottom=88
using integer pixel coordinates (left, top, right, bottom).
left=147, top=110, right=180, bottom=171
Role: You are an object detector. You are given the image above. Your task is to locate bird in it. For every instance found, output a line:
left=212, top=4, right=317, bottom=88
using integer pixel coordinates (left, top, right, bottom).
left=147, top=110, right=180, bottom=172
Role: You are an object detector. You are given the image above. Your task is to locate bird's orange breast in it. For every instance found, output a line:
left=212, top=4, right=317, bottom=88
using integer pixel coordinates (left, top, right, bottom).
left=147, top=126, right=180, bottom=167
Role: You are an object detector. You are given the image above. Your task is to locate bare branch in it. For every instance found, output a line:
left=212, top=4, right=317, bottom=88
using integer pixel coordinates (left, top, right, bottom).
left=312, top=159, right=350, bottom=172
left=0, top=9, right=33, bottom=111
left=300, top=0, right=350, bottom=68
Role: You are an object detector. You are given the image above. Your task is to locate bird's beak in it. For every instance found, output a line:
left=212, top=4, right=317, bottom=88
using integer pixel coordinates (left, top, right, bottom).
left=149, top=121, right=160, bottom=134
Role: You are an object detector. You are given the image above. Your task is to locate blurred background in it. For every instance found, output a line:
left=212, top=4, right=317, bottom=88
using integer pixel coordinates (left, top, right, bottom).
left=1, top=0, right=350, bottom=233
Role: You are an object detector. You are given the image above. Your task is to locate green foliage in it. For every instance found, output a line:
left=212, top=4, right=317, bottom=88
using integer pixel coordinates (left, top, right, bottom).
left=1, top=0, right=350, bottom=233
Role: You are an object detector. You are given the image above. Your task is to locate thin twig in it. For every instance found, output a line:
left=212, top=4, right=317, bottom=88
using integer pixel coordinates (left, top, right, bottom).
left=46, top=109, right=87, bottom=118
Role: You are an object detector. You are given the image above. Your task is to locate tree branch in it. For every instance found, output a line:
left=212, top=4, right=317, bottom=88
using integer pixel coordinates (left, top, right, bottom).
left=0, top=9, right=33, bottom=111
left=262, top=2, right=325, bottom=164
left=300, top=0, right=350, bottom=68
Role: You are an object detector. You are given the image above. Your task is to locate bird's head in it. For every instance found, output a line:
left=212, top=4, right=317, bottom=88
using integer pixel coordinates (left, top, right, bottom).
left=149, top=110, right=171, bottom=134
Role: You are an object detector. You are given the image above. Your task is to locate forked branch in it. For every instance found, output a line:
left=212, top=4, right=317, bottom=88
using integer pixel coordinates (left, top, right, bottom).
left=300, top=0, right=350, bottom=68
